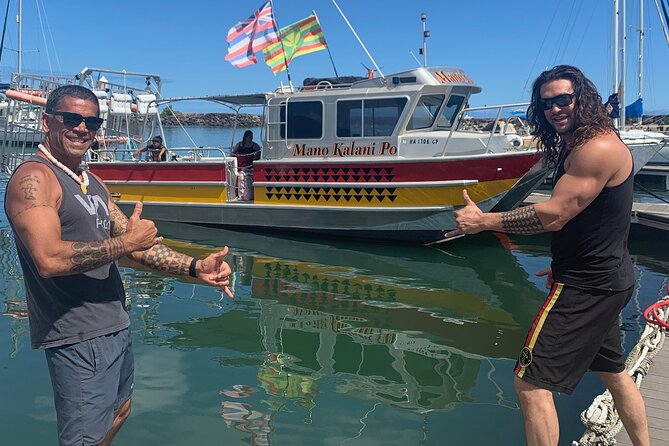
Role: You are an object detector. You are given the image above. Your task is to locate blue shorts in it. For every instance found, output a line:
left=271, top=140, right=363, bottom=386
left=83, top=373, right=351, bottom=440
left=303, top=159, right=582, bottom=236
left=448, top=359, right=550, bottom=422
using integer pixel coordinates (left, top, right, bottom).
left=45, top=328, right=134, bottom=446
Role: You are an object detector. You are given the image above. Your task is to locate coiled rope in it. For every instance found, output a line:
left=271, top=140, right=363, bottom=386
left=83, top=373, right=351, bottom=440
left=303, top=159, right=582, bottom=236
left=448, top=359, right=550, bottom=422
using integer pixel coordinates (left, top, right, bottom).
left=573, top=284, right=669, bottom=446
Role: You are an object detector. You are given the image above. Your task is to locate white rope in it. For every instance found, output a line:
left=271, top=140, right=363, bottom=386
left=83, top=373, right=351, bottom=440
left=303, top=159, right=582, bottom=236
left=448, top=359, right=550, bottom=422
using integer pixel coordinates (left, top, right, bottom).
left=574, top=289, right=669, bottom=446
left=34, top=0, right=52, bottom=75
left=39, top=0, right=62, bottom=74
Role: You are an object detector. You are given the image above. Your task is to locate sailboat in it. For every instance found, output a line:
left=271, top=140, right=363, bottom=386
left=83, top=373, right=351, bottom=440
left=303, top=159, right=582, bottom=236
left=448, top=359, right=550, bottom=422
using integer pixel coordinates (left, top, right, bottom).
left=614, top=0, right=669, bottom=166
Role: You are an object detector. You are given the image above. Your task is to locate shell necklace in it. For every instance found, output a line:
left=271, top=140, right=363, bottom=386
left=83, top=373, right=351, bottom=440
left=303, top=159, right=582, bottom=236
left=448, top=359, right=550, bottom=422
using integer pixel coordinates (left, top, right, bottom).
left=38, top=144, right=90, bottom=194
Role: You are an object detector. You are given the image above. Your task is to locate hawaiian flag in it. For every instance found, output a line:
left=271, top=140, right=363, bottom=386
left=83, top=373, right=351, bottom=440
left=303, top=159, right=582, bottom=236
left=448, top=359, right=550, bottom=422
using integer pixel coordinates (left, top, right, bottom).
left=225, top=1, right=280, bottom=68
left=262, top=13, right=328, bottom=74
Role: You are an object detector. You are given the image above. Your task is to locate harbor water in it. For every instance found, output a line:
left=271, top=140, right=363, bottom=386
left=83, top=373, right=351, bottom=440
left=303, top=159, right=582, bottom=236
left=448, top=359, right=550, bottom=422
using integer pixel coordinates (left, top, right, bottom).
left=0, top=127, right=667, bottom=445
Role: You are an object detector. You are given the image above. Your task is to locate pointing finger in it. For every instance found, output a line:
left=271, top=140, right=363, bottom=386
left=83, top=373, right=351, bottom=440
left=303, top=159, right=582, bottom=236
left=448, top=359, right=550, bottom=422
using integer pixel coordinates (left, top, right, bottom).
left=445, top=229, right=463, bottom=238
left=224, top=286, right=234, bottom=299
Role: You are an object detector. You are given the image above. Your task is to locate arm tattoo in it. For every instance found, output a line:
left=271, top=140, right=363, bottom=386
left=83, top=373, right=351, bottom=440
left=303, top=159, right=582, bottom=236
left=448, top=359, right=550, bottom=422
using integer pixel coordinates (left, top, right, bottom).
left=19, top=174, right=40, bottom=200
left=138, top=243, right=191, bottom=275
left=70, top=238, right=127, bottom=272
left=501, top=205, right=546, bottom=235
left=109, top=203, right=128, bottom=237
left=11, top=203, right=54, bottom=219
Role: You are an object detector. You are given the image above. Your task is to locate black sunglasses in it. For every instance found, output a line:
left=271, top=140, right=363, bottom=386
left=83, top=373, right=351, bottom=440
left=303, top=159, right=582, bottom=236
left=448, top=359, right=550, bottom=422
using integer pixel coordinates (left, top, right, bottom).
left=49, top=111, right=104, bottom=131
left=540, top=93, right=575, bottom=110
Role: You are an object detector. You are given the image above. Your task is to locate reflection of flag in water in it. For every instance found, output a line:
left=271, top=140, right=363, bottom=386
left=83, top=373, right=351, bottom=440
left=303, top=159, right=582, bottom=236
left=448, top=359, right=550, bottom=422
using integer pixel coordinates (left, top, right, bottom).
left=225, top=1, right=280, bottom=68
left=262, top=13, right=327, bottom=74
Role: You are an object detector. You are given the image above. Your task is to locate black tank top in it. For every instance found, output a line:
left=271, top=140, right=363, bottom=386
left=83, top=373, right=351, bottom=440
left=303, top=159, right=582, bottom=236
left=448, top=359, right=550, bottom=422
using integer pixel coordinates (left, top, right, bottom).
left=550, top=147, right=635, bottom=291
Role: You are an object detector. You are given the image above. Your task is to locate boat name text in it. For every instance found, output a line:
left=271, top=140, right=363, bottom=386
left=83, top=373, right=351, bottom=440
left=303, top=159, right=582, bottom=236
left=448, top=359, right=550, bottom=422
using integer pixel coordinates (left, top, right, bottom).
left=292, top=141, right=398, bottom=157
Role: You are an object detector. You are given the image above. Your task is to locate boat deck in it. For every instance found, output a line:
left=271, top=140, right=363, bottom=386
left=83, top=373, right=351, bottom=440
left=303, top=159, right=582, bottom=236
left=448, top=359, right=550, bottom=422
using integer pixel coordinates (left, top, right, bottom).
left=614, top=336, right=669, bottom=445
left=637, top=165, right=669, bottom=189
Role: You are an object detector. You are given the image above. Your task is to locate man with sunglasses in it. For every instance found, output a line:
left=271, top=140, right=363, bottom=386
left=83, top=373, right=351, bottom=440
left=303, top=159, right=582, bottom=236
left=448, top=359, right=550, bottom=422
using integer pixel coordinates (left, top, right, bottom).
left=4, top=84, right=235, bottom=446
left=446, top=65, right=649, bottom=446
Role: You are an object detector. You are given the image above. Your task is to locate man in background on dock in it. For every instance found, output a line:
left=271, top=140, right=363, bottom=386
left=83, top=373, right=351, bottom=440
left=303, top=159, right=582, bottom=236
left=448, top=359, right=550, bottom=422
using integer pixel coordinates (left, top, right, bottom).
left=3, top=85, right=234, bottom=446
left=446, top=65, right=649, bottom=446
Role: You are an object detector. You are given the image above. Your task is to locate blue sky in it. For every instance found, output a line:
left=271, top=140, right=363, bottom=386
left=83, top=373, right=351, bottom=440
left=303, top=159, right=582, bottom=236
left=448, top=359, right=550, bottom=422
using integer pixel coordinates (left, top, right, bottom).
left=3, top=0, right=669, bottom=113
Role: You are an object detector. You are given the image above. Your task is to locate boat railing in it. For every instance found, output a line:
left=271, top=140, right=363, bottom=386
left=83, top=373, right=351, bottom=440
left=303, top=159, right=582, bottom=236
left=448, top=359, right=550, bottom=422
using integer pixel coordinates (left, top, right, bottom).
left=89, top=146, right=229, bottom=163
left=442, top=102, right=534, bottom=155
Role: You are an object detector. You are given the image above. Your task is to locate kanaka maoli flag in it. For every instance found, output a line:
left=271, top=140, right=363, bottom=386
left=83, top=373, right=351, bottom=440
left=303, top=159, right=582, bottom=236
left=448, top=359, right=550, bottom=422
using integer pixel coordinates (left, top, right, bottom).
left=262, top=13, right=327, bottom=74
left=225, top=1, right=280, bottom=67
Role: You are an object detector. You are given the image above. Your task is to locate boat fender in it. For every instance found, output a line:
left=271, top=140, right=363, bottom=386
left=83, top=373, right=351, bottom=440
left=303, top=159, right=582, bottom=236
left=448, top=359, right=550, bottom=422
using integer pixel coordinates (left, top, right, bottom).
left=506, top=135, right=523, bottom=149
left=5, top=89, right=47, bottom=107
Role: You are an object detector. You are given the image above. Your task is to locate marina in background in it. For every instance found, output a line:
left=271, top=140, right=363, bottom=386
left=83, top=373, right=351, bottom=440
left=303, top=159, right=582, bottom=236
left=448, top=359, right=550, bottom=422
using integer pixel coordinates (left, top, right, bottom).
left=0, top=1, right=668, bottom=444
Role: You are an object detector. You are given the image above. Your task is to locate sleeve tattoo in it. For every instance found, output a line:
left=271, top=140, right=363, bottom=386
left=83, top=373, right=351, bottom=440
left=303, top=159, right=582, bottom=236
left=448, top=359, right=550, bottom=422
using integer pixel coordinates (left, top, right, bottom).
left=107, top=201, right=192, bottom=275
left=138, top=244, right=191, bottom=275
left=70, top=239, right=127, bottom=272
left=500, top=205, right=546, bottom=235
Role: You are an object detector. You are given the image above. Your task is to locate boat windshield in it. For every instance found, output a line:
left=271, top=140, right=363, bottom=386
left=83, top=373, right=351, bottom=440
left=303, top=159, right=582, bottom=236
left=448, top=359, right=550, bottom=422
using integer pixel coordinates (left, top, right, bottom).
left=407, top=94, right=445, bottom=130
left=436, top=95, right=466, bottom=128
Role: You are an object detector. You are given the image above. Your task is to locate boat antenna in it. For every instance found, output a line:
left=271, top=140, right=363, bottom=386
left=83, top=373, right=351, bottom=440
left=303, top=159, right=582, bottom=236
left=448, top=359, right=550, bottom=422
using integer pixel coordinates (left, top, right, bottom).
left=409, top=51, right=422, bottom=67
left=330, top=0, right=384, bottom=78
left=419, top=13, right=429, bottom=67
left=312, top=10, right=339, bottom=77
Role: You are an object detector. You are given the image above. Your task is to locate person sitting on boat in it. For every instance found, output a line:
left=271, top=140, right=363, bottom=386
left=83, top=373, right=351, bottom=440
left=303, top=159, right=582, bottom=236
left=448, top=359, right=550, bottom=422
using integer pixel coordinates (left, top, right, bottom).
left=232, top=130, right=261, bottom=200
left=133, top=135, right=167, bottom=162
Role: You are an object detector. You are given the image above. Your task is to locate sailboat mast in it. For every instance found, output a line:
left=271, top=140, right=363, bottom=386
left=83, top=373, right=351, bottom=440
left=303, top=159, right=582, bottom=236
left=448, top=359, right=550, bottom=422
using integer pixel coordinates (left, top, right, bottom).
left=638, top=0, right=644, bottom=125
left=613, top=0, right=619, bottom=129
left=621, top=0, right=627, bottom=131
left=17, top=0, right=21, bottom=74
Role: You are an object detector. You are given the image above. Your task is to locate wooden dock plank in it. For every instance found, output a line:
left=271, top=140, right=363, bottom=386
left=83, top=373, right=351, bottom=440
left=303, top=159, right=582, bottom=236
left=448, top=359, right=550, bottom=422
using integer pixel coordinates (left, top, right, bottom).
left=614, top=333, right=669, bottom=445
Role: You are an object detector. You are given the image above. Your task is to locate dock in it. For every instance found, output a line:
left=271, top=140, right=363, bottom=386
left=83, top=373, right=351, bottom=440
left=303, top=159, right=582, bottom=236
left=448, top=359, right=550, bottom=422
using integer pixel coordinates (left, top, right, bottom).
left=636, top=165, right=669, bottom=190
left=523, top=193, right=669, bottom=232
left=614, top=340, right=669, bottom=445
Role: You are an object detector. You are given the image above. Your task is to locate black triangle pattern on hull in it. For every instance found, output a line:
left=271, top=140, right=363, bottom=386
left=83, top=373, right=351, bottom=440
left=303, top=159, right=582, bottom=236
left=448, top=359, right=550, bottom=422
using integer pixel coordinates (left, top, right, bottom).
left=261, top=184, right=398, bottom=203
left=261, top=166, right=396, bottom=183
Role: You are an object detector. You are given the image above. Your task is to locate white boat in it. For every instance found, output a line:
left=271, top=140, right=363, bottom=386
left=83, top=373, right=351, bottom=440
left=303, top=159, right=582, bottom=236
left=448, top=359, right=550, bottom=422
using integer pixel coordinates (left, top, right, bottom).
left=85, top=65, right=549, bottom=243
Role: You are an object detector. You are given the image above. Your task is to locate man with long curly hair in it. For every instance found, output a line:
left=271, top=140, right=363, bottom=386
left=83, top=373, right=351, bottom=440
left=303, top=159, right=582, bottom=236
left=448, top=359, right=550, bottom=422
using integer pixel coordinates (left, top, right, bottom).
left=446, top=65, right=649, bottom=446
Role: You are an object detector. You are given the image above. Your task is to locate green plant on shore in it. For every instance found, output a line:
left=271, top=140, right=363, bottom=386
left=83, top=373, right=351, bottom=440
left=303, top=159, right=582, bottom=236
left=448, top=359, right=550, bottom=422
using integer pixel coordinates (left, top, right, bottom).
left=160, top=105, right=183, bottom=117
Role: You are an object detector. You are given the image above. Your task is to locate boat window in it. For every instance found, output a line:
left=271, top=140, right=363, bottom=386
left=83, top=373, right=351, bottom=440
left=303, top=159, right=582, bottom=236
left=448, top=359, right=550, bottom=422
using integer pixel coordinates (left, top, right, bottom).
left=407, top=94, right=445, bottom=130
left=337, top=97, right=407, bottom=137
left=280, top=101, right=323, bottom=139
left=337, top=100, right=362, bottom=137
left=436, top=95, right=466, bottom=128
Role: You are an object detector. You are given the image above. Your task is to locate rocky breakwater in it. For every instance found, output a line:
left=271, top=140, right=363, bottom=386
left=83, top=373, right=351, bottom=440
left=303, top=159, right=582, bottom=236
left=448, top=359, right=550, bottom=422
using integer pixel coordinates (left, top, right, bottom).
left=161, top=112, right=262, bottom=127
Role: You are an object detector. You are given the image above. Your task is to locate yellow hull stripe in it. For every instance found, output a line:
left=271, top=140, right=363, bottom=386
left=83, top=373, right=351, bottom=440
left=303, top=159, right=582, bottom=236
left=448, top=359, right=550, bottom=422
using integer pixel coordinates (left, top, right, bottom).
left=108, top=178, right=519, bottom=207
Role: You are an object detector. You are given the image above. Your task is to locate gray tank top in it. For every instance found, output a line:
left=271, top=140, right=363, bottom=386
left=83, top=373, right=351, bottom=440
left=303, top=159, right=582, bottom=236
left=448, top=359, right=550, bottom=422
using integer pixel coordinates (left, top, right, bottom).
left=6, top=156, right=129, bottom=348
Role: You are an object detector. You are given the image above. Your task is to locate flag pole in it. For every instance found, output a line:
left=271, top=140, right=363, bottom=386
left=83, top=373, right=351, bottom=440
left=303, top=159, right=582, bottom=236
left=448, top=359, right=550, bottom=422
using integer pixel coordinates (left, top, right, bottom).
left=312, top=10, right=339, bottom=77
left=269, top=0, right=293, bottom=86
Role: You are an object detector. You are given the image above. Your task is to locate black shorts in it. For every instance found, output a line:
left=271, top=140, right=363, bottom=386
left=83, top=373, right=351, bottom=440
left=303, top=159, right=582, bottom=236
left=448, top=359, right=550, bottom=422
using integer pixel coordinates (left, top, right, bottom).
left=513, top=282, right=633, bottom=394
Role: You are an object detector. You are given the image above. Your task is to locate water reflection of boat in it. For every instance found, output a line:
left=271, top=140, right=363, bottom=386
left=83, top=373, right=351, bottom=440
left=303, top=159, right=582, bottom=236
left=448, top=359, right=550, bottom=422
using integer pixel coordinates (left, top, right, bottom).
left=156, top=222, right=546, bottom=414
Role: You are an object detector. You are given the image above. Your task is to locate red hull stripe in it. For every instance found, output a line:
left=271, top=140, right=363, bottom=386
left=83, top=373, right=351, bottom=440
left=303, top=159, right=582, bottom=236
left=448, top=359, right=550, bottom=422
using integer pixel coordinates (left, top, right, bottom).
left=91, top=153, right=540, bottom=184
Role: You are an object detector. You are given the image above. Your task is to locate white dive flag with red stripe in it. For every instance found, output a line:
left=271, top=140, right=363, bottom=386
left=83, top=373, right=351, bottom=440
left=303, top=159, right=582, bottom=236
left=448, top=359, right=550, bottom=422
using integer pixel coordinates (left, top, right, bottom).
left=225, top=1, right=280, bottom=68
